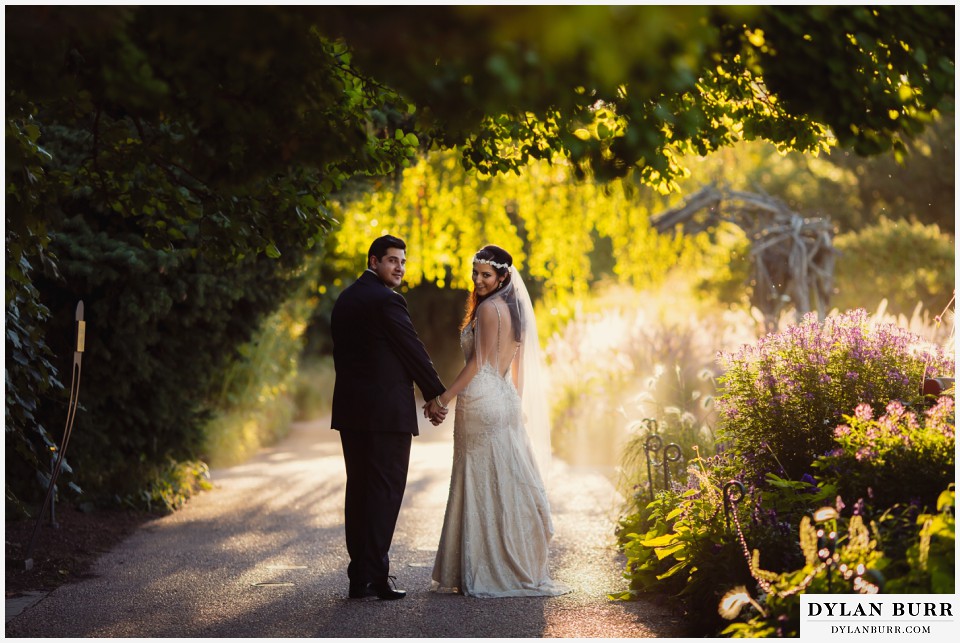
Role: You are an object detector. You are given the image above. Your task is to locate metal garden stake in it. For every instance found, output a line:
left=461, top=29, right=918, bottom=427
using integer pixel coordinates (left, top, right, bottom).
left=23, top=301, right=86, bottom=570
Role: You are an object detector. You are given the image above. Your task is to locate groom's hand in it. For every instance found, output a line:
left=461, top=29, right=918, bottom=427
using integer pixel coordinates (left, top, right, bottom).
left=428, top=402, right=447, bottom=425
left=423, top=399, right=448, bottom=425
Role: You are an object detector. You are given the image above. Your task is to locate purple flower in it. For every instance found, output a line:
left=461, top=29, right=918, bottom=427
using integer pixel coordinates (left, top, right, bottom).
left=800, top=473, right=819, bottom=493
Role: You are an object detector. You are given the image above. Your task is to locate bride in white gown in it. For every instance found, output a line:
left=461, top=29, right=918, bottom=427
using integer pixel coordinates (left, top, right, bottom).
left=424, top=245, right=570, bottom=598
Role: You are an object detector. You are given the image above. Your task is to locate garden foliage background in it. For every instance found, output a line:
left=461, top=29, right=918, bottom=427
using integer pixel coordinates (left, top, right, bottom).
left=5, top=11, right=955, bottom=622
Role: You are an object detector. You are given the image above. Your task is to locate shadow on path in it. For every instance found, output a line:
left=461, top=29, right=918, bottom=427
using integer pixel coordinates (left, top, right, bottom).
left=6, top=413, right=687, bottom=638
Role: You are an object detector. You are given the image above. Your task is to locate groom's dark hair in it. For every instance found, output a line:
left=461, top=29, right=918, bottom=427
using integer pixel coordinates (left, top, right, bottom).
left=368, top=235, right=406, bottom=268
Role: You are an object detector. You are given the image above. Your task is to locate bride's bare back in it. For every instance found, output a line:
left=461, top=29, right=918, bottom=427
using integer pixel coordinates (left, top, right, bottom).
left=474, top=297, right=521, bottom=383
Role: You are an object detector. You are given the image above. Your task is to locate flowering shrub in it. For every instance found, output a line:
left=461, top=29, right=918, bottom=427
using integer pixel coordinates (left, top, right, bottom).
left=613, top=302, right=955, bottom=638
left=814, top=397, right=955, bottom=508
left=715, top=309, right=954, bottom=482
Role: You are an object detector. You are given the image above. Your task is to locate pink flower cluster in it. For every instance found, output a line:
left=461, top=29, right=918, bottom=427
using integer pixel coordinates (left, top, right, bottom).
left=832, top=396, right=955, bottom=464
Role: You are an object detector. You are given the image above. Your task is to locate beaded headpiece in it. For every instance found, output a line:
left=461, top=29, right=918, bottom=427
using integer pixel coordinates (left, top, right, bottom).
left=474, top=254, right=510, bottom=270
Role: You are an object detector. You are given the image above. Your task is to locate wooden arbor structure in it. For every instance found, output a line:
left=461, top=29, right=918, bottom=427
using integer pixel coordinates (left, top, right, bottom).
left=651, top=184, right=837, bottom=334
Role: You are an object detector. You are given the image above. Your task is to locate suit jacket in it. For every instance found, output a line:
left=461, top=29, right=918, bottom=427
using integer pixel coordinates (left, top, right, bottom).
left=330, top=270, right=445, bottom=436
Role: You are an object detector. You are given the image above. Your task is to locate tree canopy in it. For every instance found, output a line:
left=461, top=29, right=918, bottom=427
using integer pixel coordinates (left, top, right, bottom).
left=324, top=6, right=953, bottom=184
left=7, top=5, right=954, bottom=258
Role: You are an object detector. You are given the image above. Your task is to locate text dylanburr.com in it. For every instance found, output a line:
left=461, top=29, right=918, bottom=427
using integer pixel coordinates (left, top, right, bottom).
left=800, top=595, right=958, bottom=640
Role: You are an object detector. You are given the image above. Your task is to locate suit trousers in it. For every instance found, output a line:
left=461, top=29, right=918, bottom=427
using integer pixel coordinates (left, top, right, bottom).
left=339, top=430, right=412, bottom=585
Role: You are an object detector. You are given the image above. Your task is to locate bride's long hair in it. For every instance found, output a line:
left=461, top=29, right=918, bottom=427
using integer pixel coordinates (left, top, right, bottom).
left=460, top=245, right=521, bottom=342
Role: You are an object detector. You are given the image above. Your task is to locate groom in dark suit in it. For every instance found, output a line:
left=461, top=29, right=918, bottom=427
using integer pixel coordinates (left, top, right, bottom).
left=331, top=235, right=447, bottom=601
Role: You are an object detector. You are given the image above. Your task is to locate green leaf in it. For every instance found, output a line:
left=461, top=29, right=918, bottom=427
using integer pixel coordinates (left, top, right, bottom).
left=654, top=542, right=687, bottom=560
left=655, top=559, right=689, bottom=580
left=936, top=489, right=954, bottom=512
left=641, top=533, right=679, bottom=548
left=265, top=243, right=281, bottom=259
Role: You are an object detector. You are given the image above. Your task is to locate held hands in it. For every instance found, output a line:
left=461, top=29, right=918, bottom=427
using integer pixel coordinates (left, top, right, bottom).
left=423, top=395, right=449, bottom=426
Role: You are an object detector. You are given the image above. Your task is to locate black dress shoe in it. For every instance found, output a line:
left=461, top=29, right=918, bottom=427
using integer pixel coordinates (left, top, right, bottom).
left=348, top=576, right=406, bottom=600
left=348, top=583, right=379, bottom=600
left=372, top=577, right=406, bottom=600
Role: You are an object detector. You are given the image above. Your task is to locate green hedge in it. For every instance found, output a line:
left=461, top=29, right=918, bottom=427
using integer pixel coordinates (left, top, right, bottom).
left=14, top=212, right=309, bottom=509
left=833, top=218, right=954, bottom=318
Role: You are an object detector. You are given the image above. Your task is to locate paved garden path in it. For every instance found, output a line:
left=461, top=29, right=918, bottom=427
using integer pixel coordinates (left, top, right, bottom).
left=6, top=414, right=686, bottom=638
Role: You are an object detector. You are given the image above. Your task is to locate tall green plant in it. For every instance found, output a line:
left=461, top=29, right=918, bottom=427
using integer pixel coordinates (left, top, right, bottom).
left=5, top=112, right=70, bottom=517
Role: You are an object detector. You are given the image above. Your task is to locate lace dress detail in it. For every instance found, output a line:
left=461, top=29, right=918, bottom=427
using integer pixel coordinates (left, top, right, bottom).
left=431, top=303, right=569, bottom=598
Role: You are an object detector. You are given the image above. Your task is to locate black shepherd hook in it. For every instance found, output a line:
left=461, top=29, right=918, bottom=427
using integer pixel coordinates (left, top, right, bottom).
left=23, top=301, right=85, bottom=569
left=644, top=433, right=663, bottom=503
left=643, top=419, right=684, bottom=501
left=723, top=480, right=746, bottom=530
left=662, top=443, right=683, bottom=490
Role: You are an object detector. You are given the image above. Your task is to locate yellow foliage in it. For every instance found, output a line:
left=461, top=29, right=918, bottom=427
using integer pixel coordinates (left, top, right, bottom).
left=332, top=149, right=708, bottom=328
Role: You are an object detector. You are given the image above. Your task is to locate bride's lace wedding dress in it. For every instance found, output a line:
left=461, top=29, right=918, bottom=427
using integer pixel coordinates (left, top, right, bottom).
left=431, top=298, right=570, bottom=598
